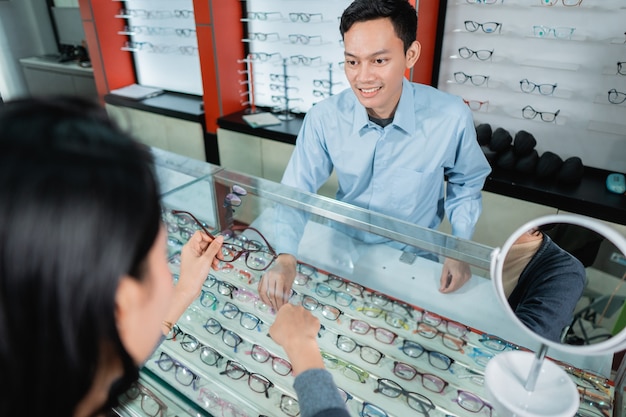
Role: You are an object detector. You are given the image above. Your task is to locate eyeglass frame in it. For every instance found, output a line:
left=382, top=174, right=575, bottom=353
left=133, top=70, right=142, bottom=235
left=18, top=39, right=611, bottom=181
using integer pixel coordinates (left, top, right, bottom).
left=608, top=89, right=626, bottom=104
left=155, top=351, right=201, bottom=389
left=400, top=339, right=456, bottom=370
left=301, top=294, right=343, bottom=320
left=464, top=20, right=502, bottom=34
left=357, top=303, right=410, bottom=330
left=540, top=0, right=583, bottom=6
left=248, top=343, right=293, bottom=376
left=321, top=351, right=370, bottom=383
left=374, top=378, right=436, bottom=415
left=458, top=47, right=494, bottom=60
left=349, top=318, right=398, bottom=345
left=171, top=210, right=279, bottom=272
left=522, top=105, right=560, bottom=122
left=180, top=332, right=224, bottom=367
left=533, top=25, right=575, bottom=40
left=197, top=388, right=250, bottom=417
left=124, top=381, right=168, bottom=417
left=205, top=273, right=239, bottom=298
left=454, top=71, right=489, bottom=86
left=219, top=360, right=274, bottom=398
left=288, top=12, right=323, bottom=22
left=392, top=361, right=449, bottom=393
left=414, top=321, right=467, bottom=352
left=324, top=274, right=364, bottom=296
left=455, top=389, right=494, bottom=417
left=315, top=282, right=356, bottom=307
left=203, top=317, right=244, bottom=352
left=220, top=301, right=263, bottom=331
left=519, top=78, right=557, bottom=95
left=336, top=334, right=385, bottom=364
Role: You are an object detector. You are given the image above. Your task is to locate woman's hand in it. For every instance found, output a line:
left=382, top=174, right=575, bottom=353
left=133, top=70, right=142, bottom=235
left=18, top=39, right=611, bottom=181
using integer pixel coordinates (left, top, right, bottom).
left=269, top=304, right=324, bottom=375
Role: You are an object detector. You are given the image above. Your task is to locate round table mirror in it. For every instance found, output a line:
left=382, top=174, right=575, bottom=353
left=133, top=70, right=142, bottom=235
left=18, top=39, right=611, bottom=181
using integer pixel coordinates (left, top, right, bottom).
left=486, top=214, right=626, bottom=417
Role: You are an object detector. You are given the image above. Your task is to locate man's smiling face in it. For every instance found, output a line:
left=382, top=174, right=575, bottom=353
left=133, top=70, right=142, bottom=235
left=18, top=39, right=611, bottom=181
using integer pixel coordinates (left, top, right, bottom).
left=343, top=17, right=420, bottom=119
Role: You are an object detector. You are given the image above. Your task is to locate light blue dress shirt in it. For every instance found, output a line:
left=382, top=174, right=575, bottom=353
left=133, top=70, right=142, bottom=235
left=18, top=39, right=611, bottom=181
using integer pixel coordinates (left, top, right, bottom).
left=275, top=79, right=491, bottom=255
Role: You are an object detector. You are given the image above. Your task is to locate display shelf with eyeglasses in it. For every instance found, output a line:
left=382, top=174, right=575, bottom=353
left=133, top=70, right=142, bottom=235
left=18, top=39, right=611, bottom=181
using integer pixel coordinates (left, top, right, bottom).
left=437, top=0, right=625, bottom=172
left=138, top=163, right=618, bottom=417
left=113, top=0, right=201, bottom=96
left=239, top=0, right=351, bottom=115
left=155, top=214, right=502, bottom=417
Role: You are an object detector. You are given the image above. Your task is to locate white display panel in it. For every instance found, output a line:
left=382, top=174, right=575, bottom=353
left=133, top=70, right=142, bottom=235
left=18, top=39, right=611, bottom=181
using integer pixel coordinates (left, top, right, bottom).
left=116, top=0, right=202, bottom=96
left=436, top=0, right=626, bottom=172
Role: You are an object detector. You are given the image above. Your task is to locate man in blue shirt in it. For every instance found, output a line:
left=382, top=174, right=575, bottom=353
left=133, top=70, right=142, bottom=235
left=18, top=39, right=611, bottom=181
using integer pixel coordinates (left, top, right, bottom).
left=258, top=0, right=491, bottom=309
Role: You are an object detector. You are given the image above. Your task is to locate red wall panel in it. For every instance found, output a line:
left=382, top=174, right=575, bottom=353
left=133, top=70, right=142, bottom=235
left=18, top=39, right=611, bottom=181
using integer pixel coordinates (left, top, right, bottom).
left=414, top=0, right=440, bottom=85
left=79, top=0, right=135, bottom=100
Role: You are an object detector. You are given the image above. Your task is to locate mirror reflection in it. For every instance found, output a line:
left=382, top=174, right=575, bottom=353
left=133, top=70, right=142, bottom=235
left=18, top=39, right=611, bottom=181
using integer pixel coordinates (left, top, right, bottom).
left=503, top=222, right=626, bottom=346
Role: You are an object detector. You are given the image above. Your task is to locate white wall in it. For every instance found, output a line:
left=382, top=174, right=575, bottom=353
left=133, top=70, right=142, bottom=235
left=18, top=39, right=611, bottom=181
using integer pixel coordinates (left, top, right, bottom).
left=0, top=0, right=57, bottom=100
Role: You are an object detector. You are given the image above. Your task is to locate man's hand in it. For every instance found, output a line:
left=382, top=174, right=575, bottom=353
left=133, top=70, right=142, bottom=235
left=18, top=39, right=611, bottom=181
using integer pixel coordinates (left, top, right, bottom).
left=258, top=253, right=297, bottom=310
left=439, top=258, right=471, bottom=293
left=269, top=304, right=324, bottom=375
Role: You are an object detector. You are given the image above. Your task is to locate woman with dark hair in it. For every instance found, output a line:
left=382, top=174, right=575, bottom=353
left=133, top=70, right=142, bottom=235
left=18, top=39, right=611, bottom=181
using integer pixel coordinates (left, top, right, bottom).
left=0, top=96, right=351, bottom=417
left=0, top=96, right=224, bottom=416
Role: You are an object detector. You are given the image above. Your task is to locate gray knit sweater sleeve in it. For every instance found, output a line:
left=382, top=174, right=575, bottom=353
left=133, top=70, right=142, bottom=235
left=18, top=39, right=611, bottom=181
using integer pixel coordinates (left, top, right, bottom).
left=293, top=369, right=349, bottom=417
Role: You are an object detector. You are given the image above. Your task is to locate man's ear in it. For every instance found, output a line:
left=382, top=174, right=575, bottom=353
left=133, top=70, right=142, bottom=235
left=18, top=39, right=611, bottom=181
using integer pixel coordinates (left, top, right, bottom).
left=406, top=40, right=421, bottom=68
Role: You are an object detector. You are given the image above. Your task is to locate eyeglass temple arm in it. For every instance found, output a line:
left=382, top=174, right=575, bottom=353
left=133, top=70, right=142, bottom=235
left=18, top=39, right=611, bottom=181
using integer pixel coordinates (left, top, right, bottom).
left=171, top=210, right=217, bottom=239
left=229, top=225, right=278, bottom=255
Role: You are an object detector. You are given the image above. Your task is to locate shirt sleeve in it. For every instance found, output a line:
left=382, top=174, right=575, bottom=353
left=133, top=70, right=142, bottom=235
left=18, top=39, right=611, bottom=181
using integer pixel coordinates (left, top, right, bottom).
left=274, top=109, right=334, bottom=255
left=293, top=369, right=350, bottom=417
left=444, top=106, right=491, bottom=240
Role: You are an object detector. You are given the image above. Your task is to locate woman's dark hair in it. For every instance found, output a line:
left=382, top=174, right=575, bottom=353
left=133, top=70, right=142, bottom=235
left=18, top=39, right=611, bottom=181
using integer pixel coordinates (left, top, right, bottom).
left=0, top=96, right=162, bottom=415
left=340, top=0, right=418, bottom=52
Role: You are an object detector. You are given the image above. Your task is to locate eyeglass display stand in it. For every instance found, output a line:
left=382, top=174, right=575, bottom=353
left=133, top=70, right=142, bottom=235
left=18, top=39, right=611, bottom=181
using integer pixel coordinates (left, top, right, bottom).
left=484, top=343, right=579, bottom=417
left=326, top=63, right=334, bottom=97
left=275, top=58, right=295, bottom=121
left=238, top=55, right=260, bottom=114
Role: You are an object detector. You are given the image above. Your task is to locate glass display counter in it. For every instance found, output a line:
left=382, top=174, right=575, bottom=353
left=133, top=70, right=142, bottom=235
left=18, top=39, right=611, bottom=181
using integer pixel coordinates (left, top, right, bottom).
left=115, top=148, right=616, bottom=417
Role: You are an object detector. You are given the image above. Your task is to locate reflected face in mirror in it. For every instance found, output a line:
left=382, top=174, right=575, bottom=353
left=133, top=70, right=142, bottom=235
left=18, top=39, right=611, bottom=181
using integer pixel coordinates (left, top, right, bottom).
left=502, top=222, right=626, bottom=346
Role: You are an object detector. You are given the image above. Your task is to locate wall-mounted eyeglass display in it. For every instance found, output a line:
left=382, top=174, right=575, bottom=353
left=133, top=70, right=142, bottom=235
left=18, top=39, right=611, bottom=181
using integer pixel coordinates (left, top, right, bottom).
left=437, top=0, right=625, bottom=171
left=115, top=0, right=201, bottom=95
left=240, top=1, right=351, bottom=114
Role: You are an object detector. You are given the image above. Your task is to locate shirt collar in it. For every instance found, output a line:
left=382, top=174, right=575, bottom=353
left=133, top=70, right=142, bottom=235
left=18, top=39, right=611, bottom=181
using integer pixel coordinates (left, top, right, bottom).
left=352, top=78, right=415, bottom=136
